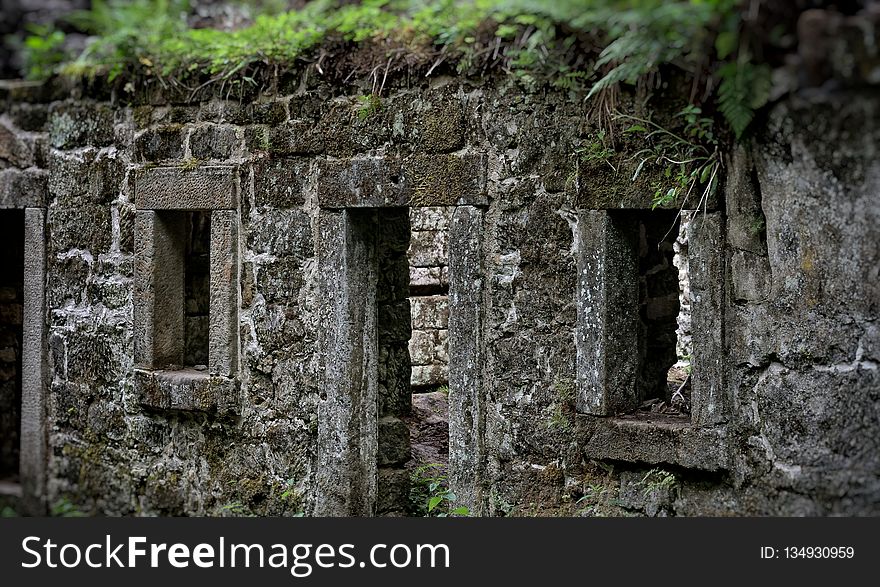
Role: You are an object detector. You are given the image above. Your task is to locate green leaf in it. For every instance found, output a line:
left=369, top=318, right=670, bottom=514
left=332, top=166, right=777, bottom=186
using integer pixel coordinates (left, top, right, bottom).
left=428, top=495, right=443, bottom=512
left=714, top=30, right=737, bottom=60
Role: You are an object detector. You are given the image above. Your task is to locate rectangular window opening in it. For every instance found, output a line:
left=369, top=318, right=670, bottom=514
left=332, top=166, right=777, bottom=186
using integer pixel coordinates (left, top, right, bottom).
left=635, top=210, right=691, bottom=420
left=0, top=210, right=24, bottom=486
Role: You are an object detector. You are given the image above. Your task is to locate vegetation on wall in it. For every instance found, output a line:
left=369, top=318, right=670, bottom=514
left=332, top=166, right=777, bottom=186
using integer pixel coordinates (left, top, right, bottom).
left=21, top=0, right=775, bottom=139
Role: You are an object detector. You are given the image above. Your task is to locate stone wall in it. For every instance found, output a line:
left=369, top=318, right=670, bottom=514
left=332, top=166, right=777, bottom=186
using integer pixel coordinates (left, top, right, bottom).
left=408, top=206, right=451, bottom=390
left=0, top=26, right=878, bottom=516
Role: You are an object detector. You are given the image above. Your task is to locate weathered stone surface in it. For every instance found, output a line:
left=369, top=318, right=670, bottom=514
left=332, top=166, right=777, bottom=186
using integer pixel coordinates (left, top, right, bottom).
left=134, top=368, right=239, bottom=415
left=134, top=211, right=185, bottom=369
left=448, top=205, right=485, bottom=514
left=688, top=212, right=727, bottom=426
left=378, top=416, right=411, bottom=466
left=135, top=125, right=185, bottom=161
left=576, top=210, right=639, bottom=415
left=134, top=166, right=238, bottom=210
left=411, top=295, right=449, bottom=330
left=189, top=124, right=240, bottom=160
left=0, top=168, right=47, bottom=208
left=314, top=209, right=378, bottom=516
left=209, top=210, right=239, bottom=377
left=316, top=153, right=487, bottom=208
left=574, top=415, right=729, bottom=471
left=48, top=101, right=114, bottom=149
left=252, top=159, right=309, bottom=208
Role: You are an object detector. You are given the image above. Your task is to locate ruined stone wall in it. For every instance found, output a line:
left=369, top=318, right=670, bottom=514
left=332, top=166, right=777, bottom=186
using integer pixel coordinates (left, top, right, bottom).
left=0, top=57, right=877, bottom=515
left=408, top=206, right=451, bottom=390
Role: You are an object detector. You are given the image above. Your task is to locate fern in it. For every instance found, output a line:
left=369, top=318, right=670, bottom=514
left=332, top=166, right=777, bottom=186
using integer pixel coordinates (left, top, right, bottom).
left=717, top=61, right=772, bottom=139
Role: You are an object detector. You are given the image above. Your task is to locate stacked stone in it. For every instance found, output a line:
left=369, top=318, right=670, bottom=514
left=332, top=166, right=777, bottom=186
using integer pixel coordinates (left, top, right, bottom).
left=408, top=207, right=451, bottom=390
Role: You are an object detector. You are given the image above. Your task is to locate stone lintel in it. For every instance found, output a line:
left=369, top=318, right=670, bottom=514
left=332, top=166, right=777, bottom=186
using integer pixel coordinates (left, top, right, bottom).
left=316, top=153, right=487, bottom=209
left=0, top=168, right=47, bottom=209
left=134, top=166, right=238, bottom=210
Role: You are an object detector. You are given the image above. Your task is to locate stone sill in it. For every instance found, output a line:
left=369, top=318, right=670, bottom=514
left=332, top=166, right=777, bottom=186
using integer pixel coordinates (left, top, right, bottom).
left=575, top=413, right=730, bottom=472
left=134, top=368, right=240, bottom=416
left=0, top=480, right=22, bottom=498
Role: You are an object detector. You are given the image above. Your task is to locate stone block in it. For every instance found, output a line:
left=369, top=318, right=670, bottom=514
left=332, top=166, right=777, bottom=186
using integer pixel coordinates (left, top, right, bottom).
left=0, top=168, right=47, bottom=209
left=48, top=101, right=114, bottom=149
left=0, top=117, right=36, bottom=167
left=376, top=468, right=411, bottom=516
left=410, top=267, right=442, bottom=292
left=247, top=208, right=312, bottom=258
left=314, top=209, right=378, bottom=516
left=316, top=153, right=487, bottom=208
left=576, top=210, right=640, bottom=416
left=575, top=415, right=730, bottom=472
left=416, top=99, right=465, bottom=153
left=409, top=330, right=436, bottom=366
left=411, top=295, right=449, bottom=329
left=134, top=166, right=238, bottom=210
left=47, top=204, right=112, bottom=253
left=725, top=145, right=765, bottom=254
left=411, top=364, right=446, bottom=388
left=189, top=124, right=240, bottom=160
left=410, top=206, right=453, bottom=232
left=135, top=125, right=185, bottom=161
left=408, top=230, right=448, bottom=267
left=247, top=100, right=288, bottom=125
left=134, top=368, right=239, bottom=415
left=252, top=159, right=309, bottom=208
left=378, top=300, right=412, bottom=343
left=20, top=208, right=47, bottom=514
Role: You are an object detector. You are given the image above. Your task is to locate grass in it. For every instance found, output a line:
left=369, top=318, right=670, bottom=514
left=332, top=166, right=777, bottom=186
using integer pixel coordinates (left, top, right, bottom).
left=19, top=0, right=773, bottom=138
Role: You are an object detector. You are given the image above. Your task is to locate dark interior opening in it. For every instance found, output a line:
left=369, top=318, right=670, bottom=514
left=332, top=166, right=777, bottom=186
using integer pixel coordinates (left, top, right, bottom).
left=184, top=211, right=211, bottom=368
left=635, top=209, right=689, bottom=413
left=0, top=210, right=24, bottom=483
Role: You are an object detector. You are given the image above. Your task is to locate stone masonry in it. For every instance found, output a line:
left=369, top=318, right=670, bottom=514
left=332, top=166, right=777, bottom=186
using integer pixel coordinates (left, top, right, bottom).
left=0, top=5, right=878, bottom=517
left=408, top=206, right=451, bottom=390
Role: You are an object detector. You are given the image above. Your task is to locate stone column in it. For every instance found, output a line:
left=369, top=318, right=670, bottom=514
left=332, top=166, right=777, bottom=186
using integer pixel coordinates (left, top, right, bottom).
left=133, top=210, right=185, bottom=369
left=688, top=212, right=727, bottom=426
left=209, top=210, right=239, bottom=377
left=19, top=207, right=46, bottom=515
left=448, top=205, right=485, bottom=514
left=314, top=209, right=379, bottom=516
left=576, top=210, right=640, bottom=415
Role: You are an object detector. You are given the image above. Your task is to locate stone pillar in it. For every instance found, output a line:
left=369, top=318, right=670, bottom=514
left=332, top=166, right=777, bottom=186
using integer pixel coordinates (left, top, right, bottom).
left=19, top=207, right=46, bottom=515
left=576, top=210, right=640, bottom=415
left=314, top=209, right=379, bottom=516
left=209, top=210, right=239, bottom=377
left=448, top=205, right=484, bottom=514
left=134, top=210, right=185, bottom=369
left=688, top=212, right=727, bottom=426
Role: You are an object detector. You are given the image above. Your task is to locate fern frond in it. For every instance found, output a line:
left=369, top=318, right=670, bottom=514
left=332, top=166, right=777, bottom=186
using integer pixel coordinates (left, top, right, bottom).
left=717, top=61, right=772, bottom=139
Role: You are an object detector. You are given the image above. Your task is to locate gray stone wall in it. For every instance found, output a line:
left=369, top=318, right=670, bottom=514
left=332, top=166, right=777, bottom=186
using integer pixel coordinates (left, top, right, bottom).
left=408, top=206, right=451, bottom=390
left=0, top=56, right=877, bottom=516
